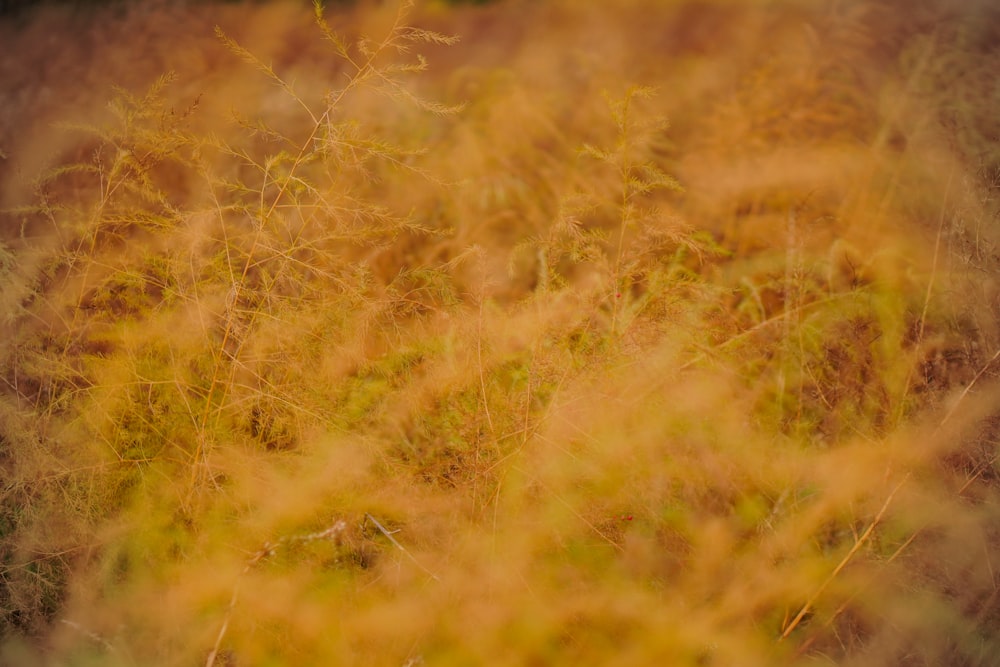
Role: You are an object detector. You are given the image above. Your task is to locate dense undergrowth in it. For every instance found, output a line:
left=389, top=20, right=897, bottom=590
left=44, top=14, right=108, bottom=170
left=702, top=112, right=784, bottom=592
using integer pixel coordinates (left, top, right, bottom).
left=1, top=0, right=999, bottom=665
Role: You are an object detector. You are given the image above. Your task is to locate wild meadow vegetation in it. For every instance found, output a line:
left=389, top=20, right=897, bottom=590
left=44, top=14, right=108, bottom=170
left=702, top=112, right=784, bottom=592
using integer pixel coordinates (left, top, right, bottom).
left=1, top=0, right=999, bottom=664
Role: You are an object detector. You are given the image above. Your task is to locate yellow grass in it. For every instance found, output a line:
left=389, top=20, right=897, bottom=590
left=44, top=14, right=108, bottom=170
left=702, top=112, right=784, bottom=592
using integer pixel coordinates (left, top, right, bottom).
left=1, top=0, right=998, bottom=665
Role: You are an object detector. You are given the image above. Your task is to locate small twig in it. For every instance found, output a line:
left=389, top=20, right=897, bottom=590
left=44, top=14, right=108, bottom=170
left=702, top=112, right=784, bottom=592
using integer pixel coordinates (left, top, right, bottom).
left=795, top=444, right=1000, bottom=655
left=780, top=475, right=909, bottom=640
left=938, top=348, right=1000, bottom=429
left=59, top=619, right=118, bottom=654
left=512, top=469, right=624, bottom=553
left=205, top=561, right=252, bottom=667
left=476, top=289, right=496, bottom=436
left=916, top=169, right=951, bottom=346
left=205, top=520, right=346, bottom=666
left=365, top=514, right=441, bottom=581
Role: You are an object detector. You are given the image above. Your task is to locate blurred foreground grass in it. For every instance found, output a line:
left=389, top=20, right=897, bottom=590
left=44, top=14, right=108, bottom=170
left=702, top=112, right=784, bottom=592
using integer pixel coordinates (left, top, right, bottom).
left=1, top=0, right=999, bottom=665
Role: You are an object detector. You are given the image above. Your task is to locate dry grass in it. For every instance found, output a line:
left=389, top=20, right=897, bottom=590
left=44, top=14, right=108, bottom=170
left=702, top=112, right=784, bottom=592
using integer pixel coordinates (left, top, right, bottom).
left=1, top=0, right=999, bottom=665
